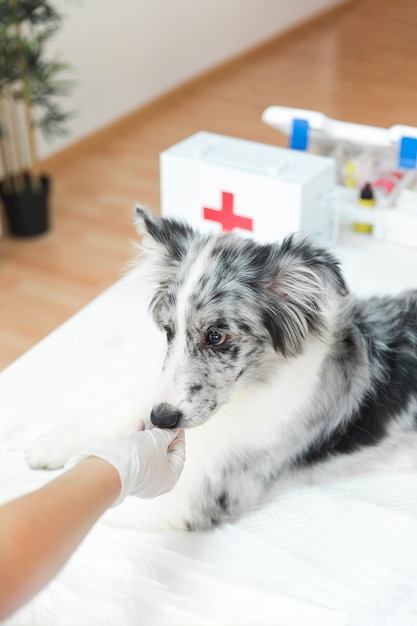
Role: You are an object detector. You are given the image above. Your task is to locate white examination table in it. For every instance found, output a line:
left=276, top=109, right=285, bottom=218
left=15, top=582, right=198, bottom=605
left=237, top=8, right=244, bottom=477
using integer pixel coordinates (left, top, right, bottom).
left=1, top=228, right=417, bottom=626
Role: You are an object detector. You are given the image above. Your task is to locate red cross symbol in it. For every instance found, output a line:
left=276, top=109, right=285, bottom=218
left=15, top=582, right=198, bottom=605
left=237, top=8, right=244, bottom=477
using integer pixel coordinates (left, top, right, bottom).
left=203, top=191, right=253, bottom=232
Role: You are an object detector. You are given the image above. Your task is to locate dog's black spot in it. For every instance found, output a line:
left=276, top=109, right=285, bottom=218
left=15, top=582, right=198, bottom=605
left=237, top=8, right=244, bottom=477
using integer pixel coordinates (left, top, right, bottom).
left=342, top=330, right=356, bottom=353
left=212, top=318, right=229, bottom=331
left=295, top=378, right=404, bottom=467
left=338, top=327, right=361, bottom=367
left=236, top=369, right=244, bottom=380
left=262, top=309, right=288, bottom=355
left=294, top=403, right=384, bottom=467
left=189, top=384, right=202, bottom=395
left=247, top=242, right=274, bottom=274
left=232, top=345, right=240, bottom=358
left=237, top=321, right=253, bottom=334
left=245, top=346, right=261, bottom=360
left=332, top=326, right=364, bottom=387
left=211, top=291, right=226, bottom=305
left=193, top=344, right=202, bottom=357
left=165, top=291, right=177, bottom=307
left=216, top=491, right=229, bottom=512
left=215, top=343, right=240, bottom=360
left=198, top=274, right=210, bottom=290
left=261, top=470, right=279, bottom=491
left=296, top=295, right=417, bottom=467
left=195, top=291, right=226, bottom=310
left=209, top=400, right=218, bottom=412
left=163, top=324, right=175, bottom=344
left=210, top=244, right=234, bottom=264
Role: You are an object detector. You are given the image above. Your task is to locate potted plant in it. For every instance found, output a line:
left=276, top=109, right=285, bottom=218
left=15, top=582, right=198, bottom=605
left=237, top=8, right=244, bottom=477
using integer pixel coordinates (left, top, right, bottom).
left=0, top=0, right=72, bottom=237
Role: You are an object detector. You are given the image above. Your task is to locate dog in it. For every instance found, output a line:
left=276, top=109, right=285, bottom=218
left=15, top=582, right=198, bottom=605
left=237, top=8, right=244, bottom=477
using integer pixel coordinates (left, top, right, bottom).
left=26, top=206, right=417, bottom=531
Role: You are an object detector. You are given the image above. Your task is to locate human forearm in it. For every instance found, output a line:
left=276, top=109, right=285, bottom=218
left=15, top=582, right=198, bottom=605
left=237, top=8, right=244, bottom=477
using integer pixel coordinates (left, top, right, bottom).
left=0, top=427, right=185, bottom=619
left=0, top=457, right=120, bottom=619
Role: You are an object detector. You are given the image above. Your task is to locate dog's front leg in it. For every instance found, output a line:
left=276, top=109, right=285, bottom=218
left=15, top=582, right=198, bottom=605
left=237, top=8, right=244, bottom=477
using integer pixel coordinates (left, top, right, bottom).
left=26, top=387, right=152, bottom=470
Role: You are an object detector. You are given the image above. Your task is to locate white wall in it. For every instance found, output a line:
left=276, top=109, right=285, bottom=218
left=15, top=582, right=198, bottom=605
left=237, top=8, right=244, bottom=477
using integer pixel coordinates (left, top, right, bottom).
left=38, top=0, right=344, bottom=158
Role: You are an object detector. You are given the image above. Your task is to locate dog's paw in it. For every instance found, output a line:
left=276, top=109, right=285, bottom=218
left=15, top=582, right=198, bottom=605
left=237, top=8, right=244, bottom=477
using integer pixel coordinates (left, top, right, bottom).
left=25, top=428, right=85, bottom=470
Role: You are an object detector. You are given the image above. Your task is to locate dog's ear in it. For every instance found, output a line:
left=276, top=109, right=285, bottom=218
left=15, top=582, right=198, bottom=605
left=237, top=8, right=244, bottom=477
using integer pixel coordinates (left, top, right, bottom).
left=275, top=235, right=348, bottom=298
left=261, top=235, right=348, bottom=356
left=134, top=206, right=196, bottom=314
left=135, top=205, right=195, bottom=262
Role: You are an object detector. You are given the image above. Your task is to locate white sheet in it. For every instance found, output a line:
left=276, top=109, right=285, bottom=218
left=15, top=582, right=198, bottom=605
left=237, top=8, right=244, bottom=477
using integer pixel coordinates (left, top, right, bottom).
left=1, top=228, right=417, bottom=626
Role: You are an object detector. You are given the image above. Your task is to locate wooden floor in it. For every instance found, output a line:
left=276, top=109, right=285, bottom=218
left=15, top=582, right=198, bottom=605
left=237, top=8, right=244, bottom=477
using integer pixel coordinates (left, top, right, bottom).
left=1, top=0, right=417, bottom=370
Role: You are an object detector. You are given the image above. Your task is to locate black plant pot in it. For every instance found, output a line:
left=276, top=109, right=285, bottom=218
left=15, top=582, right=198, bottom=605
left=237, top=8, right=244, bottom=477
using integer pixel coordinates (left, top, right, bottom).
left=0, top=174, right=50, bottom=237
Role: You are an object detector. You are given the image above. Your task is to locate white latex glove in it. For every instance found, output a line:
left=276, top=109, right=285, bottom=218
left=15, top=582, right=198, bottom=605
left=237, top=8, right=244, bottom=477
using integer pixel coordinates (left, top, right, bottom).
left=66, top=424, right=186, bottom=507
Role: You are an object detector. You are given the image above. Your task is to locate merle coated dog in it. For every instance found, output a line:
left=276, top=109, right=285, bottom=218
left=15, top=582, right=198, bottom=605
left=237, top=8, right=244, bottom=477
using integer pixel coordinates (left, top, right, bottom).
left=26, top=207, right=417, bottom=531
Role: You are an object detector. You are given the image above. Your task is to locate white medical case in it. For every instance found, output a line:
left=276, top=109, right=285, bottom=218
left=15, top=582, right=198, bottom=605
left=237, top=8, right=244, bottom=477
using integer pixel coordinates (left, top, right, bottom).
left=160, top=131, right=338, bottom=245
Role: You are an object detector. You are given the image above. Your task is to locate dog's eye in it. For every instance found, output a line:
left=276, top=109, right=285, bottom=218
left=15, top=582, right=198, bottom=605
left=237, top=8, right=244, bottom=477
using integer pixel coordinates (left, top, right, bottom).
left=206, top=328, right=227, bottom=347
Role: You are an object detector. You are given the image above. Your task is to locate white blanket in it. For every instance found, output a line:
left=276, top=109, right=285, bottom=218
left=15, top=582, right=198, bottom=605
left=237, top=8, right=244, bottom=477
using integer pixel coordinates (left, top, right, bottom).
left=1, top=228, right=417, bottom=626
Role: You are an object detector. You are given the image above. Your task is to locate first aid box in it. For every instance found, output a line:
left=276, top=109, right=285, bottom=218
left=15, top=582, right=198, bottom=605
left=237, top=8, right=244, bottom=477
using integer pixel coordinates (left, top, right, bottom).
left=160, top=131, right=337, bottom=245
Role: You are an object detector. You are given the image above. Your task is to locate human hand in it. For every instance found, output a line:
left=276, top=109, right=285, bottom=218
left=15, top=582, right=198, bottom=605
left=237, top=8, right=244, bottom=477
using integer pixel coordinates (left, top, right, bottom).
left=66, top=423, right=186, bottom=506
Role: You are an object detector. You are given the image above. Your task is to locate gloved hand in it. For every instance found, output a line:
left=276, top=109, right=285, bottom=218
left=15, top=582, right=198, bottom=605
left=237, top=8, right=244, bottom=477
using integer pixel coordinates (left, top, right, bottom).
left=66, top=423, right=186, bottom=507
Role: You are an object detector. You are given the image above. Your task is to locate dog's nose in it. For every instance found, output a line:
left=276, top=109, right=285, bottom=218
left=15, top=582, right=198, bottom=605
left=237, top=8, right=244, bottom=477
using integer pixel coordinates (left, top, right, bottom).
left=150, top=403, right=183, bottom=428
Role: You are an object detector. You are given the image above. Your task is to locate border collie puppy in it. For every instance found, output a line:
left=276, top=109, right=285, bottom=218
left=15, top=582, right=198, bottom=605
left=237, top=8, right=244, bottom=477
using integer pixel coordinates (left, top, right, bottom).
left=26, top=207, right=417, bottom=531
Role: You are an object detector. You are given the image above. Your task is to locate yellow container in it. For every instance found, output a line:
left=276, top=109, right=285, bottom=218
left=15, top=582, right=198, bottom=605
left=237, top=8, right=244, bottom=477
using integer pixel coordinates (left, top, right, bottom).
left=353, top=183, right=375, bottom=233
